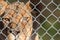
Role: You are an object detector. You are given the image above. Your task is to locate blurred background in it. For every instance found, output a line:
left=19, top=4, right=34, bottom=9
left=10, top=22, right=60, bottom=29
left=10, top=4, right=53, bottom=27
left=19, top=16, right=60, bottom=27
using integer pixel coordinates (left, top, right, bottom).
left=30, top=0, right=60, bottom=40
left=0, top=0, right=60, bottom=40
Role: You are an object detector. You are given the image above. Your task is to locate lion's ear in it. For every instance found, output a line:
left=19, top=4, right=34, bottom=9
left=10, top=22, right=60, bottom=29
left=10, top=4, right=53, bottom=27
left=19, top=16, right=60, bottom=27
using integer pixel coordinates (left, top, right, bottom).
left=25, top=1, right=31, bottom=11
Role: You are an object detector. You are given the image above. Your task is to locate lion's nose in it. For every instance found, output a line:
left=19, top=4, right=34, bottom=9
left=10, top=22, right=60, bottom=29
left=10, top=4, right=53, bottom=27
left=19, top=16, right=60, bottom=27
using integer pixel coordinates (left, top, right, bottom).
left=0, top=21, right=4, bottom=30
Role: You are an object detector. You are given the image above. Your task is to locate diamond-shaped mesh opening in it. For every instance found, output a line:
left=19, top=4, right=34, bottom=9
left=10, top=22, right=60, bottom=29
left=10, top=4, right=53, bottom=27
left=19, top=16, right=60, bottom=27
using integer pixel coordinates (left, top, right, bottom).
left=0, top=34, right=6, bottom=40
left=53, top=0, right=60, bottom=5
left=30, top=2, right=34, bottom=9
left=0, top=21, right=4, bottom=30
left=53, top=9, right=60, bottom=17
left=36, top=15, right=45, bottom=24
left=33, top=21, right=40, bottom=30
left=30, top=0, right=40, bottom=5
left=42, top=34, right=51, bottom=40
left=2, top=27, right=10, bottom=36
left=59, top=5, right=60, bottom=9
left=48, top=15, right=57, bottom=23
left=37, top=28, right=46, bottom=36
left=30, top=33, right=37, bottom=40
left=48, top=28, right=57, bottom=36
left=54, top=34, right=60, bottom=40
left=36, top=3, right=45, bottom=11
left=42, top=0, right=51, bottom=5
left=42, top=9, right=51, bottom=17
left=54, top=21, right=60, bottom=30
left=31, top=9, right=40, bottom=17
left=42, top=21, right=51, bottom=30
left=48, top=3, right=57, bottom=11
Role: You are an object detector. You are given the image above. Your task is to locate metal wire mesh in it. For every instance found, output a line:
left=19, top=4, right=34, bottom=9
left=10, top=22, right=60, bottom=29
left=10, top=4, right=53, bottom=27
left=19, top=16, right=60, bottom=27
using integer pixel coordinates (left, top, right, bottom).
left=0, top=0, right=60, bottom=40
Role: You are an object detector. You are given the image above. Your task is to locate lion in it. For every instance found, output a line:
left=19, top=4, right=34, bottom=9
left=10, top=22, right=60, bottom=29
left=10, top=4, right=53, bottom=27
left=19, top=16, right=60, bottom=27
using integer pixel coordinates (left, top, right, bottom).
left=0, top=0, right=39, bottom=40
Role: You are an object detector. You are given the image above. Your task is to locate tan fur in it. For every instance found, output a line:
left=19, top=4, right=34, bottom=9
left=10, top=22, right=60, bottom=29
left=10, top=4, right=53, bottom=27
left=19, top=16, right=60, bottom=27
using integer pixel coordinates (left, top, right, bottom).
left=0, top=1, right=39, bottom=40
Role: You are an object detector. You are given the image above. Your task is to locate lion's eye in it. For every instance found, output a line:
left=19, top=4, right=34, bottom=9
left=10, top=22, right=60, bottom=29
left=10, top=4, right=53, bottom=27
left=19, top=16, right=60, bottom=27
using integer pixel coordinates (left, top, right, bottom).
left=2, top=18, right=10, bottom=21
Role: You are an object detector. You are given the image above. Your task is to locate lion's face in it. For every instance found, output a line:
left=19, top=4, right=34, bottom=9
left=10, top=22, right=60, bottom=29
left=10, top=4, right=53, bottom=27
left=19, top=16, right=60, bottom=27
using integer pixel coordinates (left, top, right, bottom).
left=0, top=0, right=32, bottom=35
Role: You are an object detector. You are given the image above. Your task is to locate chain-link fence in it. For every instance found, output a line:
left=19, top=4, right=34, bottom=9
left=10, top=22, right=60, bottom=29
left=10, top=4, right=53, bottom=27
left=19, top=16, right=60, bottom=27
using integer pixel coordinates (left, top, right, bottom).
left=0, top=0, right=60, bottom=40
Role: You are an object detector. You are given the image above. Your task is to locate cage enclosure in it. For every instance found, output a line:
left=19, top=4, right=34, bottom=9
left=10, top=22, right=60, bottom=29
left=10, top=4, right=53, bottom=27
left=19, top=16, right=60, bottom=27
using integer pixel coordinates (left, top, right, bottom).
left=0, top=0, right=60, bottom=40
